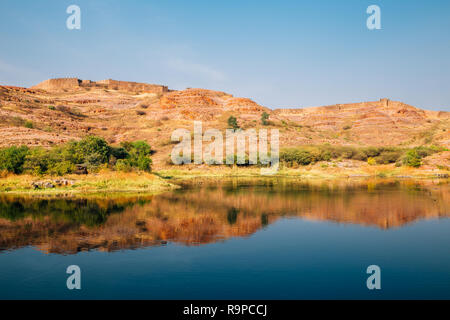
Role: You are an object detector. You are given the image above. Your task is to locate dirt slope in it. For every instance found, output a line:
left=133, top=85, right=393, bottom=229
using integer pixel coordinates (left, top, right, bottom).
left=0, top=78, right=449, bottom=167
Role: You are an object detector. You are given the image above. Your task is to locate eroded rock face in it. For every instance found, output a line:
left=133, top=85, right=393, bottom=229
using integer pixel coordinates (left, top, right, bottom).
left=158, top=88, right=268, bottom=120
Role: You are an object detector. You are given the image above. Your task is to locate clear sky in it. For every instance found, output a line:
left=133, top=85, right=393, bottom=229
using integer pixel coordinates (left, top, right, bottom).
left=0, top=0, right=449, bottom=111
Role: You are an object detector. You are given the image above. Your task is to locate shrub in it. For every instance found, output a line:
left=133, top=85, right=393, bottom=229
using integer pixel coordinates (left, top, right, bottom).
left=414, top=146, right=438, bottom=158
left=261, top=112, right=270, bottom=125
left=375, top=150, right=403, bottom=164
left=0, top=146, right=29, bottom=174
left=352, top=150, right=368, bottom=161
left=135, top=156, right=152, bottom=171
left=0, top=136, right=153, bottom=176
left=115, top=159, right=133, bottom=172
left=403, top=150, right=422, bottom=167
left=280, top=148, right=313, bottom=166
left=364, top=147, right=382, bottom=158
left=24, top=121, right=33, bottom=129
left=367, top=157, right=377, bottom=165
left=227, top=116, right=239, bottom=130
left=278, top=145, right=439, bottom=168
left=23, top=148, right=49, bottom=175
left=47, top=161, right=75, bottom=176
left=120, top=140, right=153, bottom=172
left=340, top=146, right=356, bottom=159
left=67, top=136, right=111, bottom=166
left=110, top=146, right=129, bottom=160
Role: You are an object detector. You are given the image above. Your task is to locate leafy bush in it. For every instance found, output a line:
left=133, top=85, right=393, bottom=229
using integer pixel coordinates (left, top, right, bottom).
left=120, top=140, right=153, bottom=172
left=110, top=146, right=129, bottom=160
left=23, top=148, right=50, bottom=175
left=279, top=145, right=447, bottom=168
left=374, top=150, right=403, bottom=164
left=0, top=146, right=29, bottom=174
left=261, top=112, right=269, bottom=125
left=403, top=150, right=422, bottom=167
left=367, top=157, right=377, bottom=165
left=65, top=136, right=111, bottom=167
left=115, top=159, right=133, bottom=172
left=24, top=121, right=33, bottom=129
left=0, top=136, right=153, bottom=176
left=227, top=116, right=239, bottom=130
left=280, top=148, right=313, bottom=166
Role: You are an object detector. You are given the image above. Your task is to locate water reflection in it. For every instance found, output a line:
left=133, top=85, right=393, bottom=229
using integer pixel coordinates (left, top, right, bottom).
left=0, top=179, right=448, bottom=254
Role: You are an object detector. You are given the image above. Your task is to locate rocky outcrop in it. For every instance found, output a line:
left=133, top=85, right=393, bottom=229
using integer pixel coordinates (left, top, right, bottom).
left=158, top=88, right=268, bottom=121
left=31, top=179, right=75, bottom=189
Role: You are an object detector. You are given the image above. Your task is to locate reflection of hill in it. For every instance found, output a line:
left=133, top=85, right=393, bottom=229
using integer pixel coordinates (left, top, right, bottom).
left=0, top=179, right=448, bottom=254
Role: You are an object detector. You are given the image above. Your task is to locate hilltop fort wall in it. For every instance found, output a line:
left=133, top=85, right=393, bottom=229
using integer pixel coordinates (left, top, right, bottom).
left=31, top=78, right=168, bottom=94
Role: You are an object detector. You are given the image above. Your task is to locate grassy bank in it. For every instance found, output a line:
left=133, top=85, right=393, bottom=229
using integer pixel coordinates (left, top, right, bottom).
left=0, top=161, right=448, bottom=196
left=156, top=162, right=449, bottom=180
left=0, top=171, right=178, bottom=196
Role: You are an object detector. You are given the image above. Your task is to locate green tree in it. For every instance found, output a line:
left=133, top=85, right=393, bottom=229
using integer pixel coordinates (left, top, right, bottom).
left=261, top=112, right=270, bottom=125
left=0, top=146, right=29, bottom=174
left=23, top=148, right=50, bottom=175
left=227, top=116, right=239, bottom=130
left=64, top=136, right=111, bottom=167
left=119, top=140, right=153, bottom=172
left=403, top=150, right=422, bottom=168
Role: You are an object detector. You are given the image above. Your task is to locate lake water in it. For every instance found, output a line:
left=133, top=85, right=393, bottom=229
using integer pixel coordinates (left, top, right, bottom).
left=0, top=178, right=449, bottom=299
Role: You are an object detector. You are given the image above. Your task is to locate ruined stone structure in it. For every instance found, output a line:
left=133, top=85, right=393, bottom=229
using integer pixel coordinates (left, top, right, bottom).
left=95, top=79, right=168, bottom=93
left=380, top=98, right=390, bottom=107
left=31, top=78, right=81, bottom=91
left=31, top=78, right=168, bottom=94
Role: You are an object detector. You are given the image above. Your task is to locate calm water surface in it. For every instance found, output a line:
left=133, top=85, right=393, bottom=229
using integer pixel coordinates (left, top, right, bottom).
left=0, top=178, right=449, bottom=299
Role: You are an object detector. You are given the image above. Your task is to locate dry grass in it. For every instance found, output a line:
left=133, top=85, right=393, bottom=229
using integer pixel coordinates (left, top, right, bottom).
left=0, top=170, right=178, bottom=195
left=156, top=161, right=449, bottom=180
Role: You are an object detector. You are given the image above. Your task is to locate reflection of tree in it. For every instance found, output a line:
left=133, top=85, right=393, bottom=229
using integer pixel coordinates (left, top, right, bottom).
left=261, top=214, right=269, bottom=227
left=0, top=179, right=448, bottom=254
left=227, top=207, right=239, bottom=225
left=0, top=196, right=151, bottom=226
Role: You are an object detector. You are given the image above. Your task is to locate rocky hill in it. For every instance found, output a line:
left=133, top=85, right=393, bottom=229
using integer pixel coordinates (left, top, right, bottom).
left=0, top=78, right=449, bottom=168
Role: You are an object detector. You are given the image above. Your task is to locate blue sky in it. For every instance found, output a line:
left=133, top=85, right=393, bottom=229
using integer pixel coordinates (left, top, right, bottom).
left=0, top=0, right=449, bottom=111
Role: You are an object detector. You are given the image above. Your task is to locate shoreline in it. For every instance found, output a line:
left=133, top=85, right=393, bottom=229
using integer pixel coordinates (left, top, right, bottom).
left=0, top=164, right=449, bottom=197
